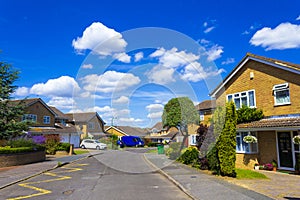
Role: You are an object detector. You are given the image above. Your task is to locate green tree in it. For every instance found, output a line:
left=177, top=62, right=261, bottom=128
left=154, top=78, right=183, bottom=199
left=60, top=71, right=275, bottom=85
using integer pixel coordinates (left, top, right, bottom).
left=0, top=61, right=29, bottom=140
left=236, top=105, right=264, bottom=124
left=162, top=97, right=199, bottom=149
left=216, top=101, right=237, bottom=177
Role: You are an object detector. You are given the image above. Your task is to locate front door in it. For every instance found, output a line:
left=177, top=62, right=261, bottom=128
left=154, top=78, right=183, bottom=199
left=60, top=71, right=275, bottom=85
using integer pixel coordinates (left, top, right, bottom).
left=277, top=132, right=293, bottom=168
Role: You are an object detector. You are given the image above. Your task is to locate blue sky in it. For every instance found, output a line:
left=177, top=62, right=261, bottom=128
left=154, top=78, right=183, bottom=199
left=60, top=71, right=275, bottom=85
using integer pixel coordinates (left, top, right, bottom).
left=1, top=0, right=300, bottom=128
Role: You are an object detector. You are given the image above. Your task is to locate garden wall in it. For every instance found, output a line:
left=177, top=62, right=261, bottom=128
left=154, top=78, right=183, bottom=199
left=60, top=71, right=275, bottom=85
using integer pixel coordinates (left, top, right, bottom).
left=0, top=151, right=46, bottom=167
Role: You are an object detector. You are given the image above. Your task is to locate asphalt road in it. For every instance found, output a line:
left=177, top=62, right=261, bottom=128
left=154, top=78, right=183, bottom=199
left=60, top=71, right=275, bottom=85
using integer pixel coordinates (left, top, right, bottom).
left=0, top=150, right=190, bottom=200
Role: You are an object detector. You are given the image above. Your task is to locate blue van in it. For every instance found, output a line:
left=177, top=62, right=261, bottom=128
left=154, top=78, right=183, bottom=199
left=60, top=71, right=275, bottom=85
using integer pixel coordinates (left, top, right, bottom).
left=117, top=136, right=144, bottom=148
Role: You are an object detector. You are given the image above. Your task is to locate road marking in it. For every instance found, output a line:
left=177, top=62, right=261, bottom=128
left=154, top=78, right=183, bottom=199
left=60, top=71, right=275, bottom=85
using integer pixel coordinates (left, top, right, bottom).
left=6, top=163, right=89, bottom=200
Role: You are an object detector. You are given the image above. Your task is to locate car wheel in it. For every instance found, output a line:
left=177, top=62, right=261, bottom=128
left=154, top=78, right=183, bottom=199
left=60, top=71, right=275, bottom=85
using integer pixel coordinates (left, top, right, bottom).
left=81, top=145, right=85, bottom=149
left=96, top=146, right=100, bottom=150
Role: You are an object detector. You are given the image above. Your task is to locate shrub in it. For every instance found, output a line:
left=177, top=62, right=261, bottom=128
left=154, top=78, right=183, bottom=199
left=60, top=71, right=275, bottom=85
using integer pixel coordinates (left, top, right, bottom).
left=7, top=138, right=36, bottom=148
left=0, top=146, right=33, bottom=154
left=56, top=143, right=70, bottom=152
left=165, top=142, right=182, bottom=160
left=45, top=135, right=61, bottom=155
left=207, top=145, right=220, bottom=174
left=237, top=105, right=264, bottom=124
left=32, top=135, right=46, bottom=144
left=177, top=147, right=199, bottom=165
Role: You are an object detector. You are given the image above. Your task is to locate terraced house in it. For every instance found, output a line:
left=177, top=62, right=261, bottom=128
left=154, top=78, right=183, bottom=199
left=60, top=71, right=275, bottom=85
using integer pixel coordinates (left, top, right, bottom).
left=211, top=53, right=300, bottom=171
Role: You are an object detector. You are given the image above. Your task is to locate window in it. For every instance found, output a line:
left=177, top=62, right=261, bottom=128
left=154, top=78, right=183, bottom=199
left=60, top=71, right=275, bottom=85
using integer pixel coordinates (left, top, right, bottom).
left=189, top=135, right=197, bottom=146
left=273, top=83, right=290, bottom=106
left=43, top=116, right=50, bottom=124
left=199, top=111, right=204, bottom=121
left=236, top=132, right=258, bottom=153
left=227, top=90, right=256, bottom=109
left=88, top=122, right=95, bottom=129
left=22, top=114, right=37, bottom=122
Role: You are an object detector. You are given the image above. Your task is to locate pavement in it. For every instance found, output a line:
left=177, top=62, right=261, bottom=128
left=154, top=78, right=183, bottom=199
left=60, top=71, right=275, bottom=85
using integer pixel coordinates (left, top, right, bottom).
left=0, top=151, right=300, bottom=200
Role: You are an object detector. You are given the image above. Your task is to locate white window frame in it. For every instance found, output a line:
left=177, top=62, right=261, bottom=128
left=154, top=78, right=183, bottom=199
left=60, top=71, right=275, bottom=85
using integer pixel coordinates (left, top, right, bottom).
left=189, top=134, right=197, bottom=146
left=273, top=83, right=290, bottom=106
left=43, top=116, right=50, bottom=124
left=227, top=90, right=256, bottom=109
left=236, top=132, right=258, bottom=154
left=22, top=114, right=37, bottom=122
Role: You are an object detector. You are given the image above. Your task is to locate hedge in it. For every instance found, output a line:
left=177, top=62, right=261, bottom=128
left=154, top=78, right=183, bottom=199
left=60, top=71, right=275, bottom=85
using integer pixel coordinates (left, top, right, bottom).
left=0, top=146, right=36, bottom=154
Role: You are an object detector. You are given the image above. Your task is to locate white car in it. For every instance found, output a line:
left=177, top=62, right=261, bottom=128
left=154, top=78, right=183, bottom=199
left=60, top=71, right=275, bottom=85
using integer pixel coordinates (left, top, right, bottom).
left=80, top=139, right=107, bottom=150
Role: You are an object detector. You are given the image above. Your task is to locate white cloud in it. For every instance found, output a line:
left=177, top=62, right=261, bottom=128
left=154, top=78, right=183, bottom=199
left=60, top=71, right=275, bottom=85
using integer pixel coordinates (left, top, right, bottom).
left=72, top=22, right=130, bottom=62
left=30, top=76, right=80, bottom=97
left=47, top=97, right=75, bottom=110
left=113, top=52, right=131, bottom=63
left=81, top=71, right=141, bottom=93
left=181, top=62, right=225, bottom=82
left=147, top=111, right=163, bottom=119
left=146, top=103, right=164, bottom=111
left=206, top=45, right=224, bottom=61
left=204, top=26, right=215, bottom=34
left=146, top=103, right=164, bottom=119
left=15, top=87, right=29, bottom=96
left=150, top=47, right=199, bottom=68
left=118, top=117, right=143, bottom=123
left=82, top=64, right=93, bottom=69
left=134, top=52, right=144, bottom=62
left=146, top=65, right=175, bottom=84
left=113, top=96, right=129, bottom=104
left=296, top=15, right=300, bottom=21
left=250, top=22, right=300, bottom=50
left=221, top=58, right=235, bottom=65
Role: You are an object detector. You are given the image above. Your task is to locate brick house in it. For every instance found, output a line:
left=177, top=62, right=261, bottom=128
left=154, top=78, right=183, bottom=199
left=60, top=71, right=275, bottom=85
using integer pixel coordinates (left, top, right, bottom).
left=195, top=100, right=216, bottom=126
left=11, top=98, right=80, bottom=147
left=66, top=112, right=106, bottom=140
left=210, top=53, right=300, bottom=170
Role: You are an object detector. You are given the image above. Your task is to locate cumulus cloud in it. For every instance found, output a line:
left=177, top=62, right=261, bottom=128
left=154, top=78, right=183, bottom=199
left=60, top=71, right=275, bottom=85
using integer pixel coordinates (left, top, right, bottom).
left=180, top=62, right=224, bottom=82
left=14, top=87, right=29, bottom=96
left=113, top=96, right=129, bottom=104
left=146, top=65, right=175, bottom=84
left=296, top=15, right=300, bottom=21
left=150, top=47, right=199, bottom=68
left=82, top=64, right=93, bottom=69
left=81, top=71, right=141, bottom=93
left=134, top=52, right=144, bottom=62
left=112, top=52, right=131, bottom=63
left=250, top=22, right=300, bottom=50
left=206, top=45, right=223, bottom=61
left=72, top=22, right=130, bottom=63
left=118, top=117, right=143, bottom=123
left=147, top=111, right=163, bottom=119
left=221, top=58, right=235, bottom=65
left=146, top=103, right=164, bottom=119
left=30, top=76, right=80, bottom=97
left=47, top=97, right=75, bottom=110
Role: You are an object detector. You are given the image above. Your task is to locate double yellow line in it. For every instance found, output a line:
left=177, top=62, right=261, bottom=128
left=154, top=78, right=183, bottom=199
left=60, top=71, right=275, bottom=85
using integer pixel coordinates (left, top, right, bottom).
left=7, top=164, right=88, bottom=200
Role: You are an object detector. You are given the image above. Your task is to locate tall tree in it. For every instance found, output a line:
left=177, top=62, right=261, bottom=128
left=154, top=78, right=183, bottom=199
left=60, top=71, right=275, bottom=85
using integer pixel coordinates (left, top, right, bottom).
left=162, top=97, right=199, bottom=148
left=216, top=101, right=237, bottom=177
left=0, top=61, right=29, bottom=139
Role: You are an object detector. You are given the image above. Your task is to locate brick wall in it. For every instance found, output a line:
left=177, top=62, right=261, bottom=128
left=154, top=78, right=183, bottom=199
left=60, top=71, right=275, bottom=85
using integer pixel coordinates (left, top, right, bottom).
left=258, top=131, right=277, bottom=164
left=216, top=60, right=300, bottom=116
left=25, top=101, right=55, bottom=127
left=0, top=151, right=46, bottom=167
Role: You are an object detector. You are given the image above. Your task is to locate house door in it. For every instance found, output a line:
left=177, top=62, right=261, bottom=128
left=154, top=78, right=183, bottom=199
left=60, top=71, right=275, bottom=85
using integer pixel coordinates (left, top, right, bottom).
left=277, top=132, right=293, bottom=168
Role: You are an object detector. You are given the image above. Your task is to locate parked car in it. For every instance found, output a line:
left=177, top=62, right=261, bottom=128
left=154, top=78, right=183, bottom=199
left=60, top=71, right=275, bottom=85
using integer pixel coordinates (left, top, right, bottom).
left=117, top=136, right=144, bottom=148
left=80, top=139, right=107, bottom=150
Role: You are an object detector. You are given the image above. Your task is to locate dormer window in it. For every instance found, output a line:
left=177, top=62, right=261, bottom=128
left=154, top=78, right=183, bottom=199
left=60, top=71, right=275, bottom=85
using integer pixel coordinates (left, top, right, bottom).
left=273, top=83, right=290, bottom=106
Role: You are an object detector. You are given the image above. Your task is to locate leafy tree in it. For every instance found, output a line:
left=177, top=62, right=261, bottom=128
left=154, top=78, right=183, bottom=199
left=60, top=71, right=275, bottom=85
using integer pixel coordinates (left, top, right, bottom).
left=162, top=97, right=199, bottom=150
left=0, top=61, right=29, bottom=140
left=236, top=105, right=264, bottom=124
left=216, top=101, right=237, bottom=177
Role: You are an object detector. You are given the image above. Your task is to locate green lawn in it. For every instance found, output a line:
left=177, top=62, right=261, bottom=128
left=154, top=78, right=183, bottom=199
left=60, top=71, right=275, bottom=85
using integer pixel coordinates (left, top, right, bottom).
left=146, top=149, right=158, bottom=153
left=74, top=149, right=89, bottom=155
left=236, top=168, right=268, bottom=179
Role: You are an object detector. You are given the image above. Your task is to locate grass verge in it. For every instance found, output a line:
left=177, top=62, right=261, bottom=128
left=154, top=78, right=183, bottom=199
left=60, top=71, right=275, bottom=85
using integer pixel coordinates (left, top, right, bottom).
left=146, top=149, right=158, bottom=153
left=74, top=149, right=89, bottom=155
left=236, top=168, right=268, bottom=179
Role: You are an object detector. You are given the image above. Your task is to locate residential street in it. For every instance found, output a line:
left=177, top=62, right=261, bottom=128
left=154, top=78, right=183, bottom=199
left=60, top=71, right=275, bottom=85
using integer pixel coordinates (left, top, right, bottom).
left=0, top=150, right=190, bottom=200
left=1, top=149, right=299, bottom=200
